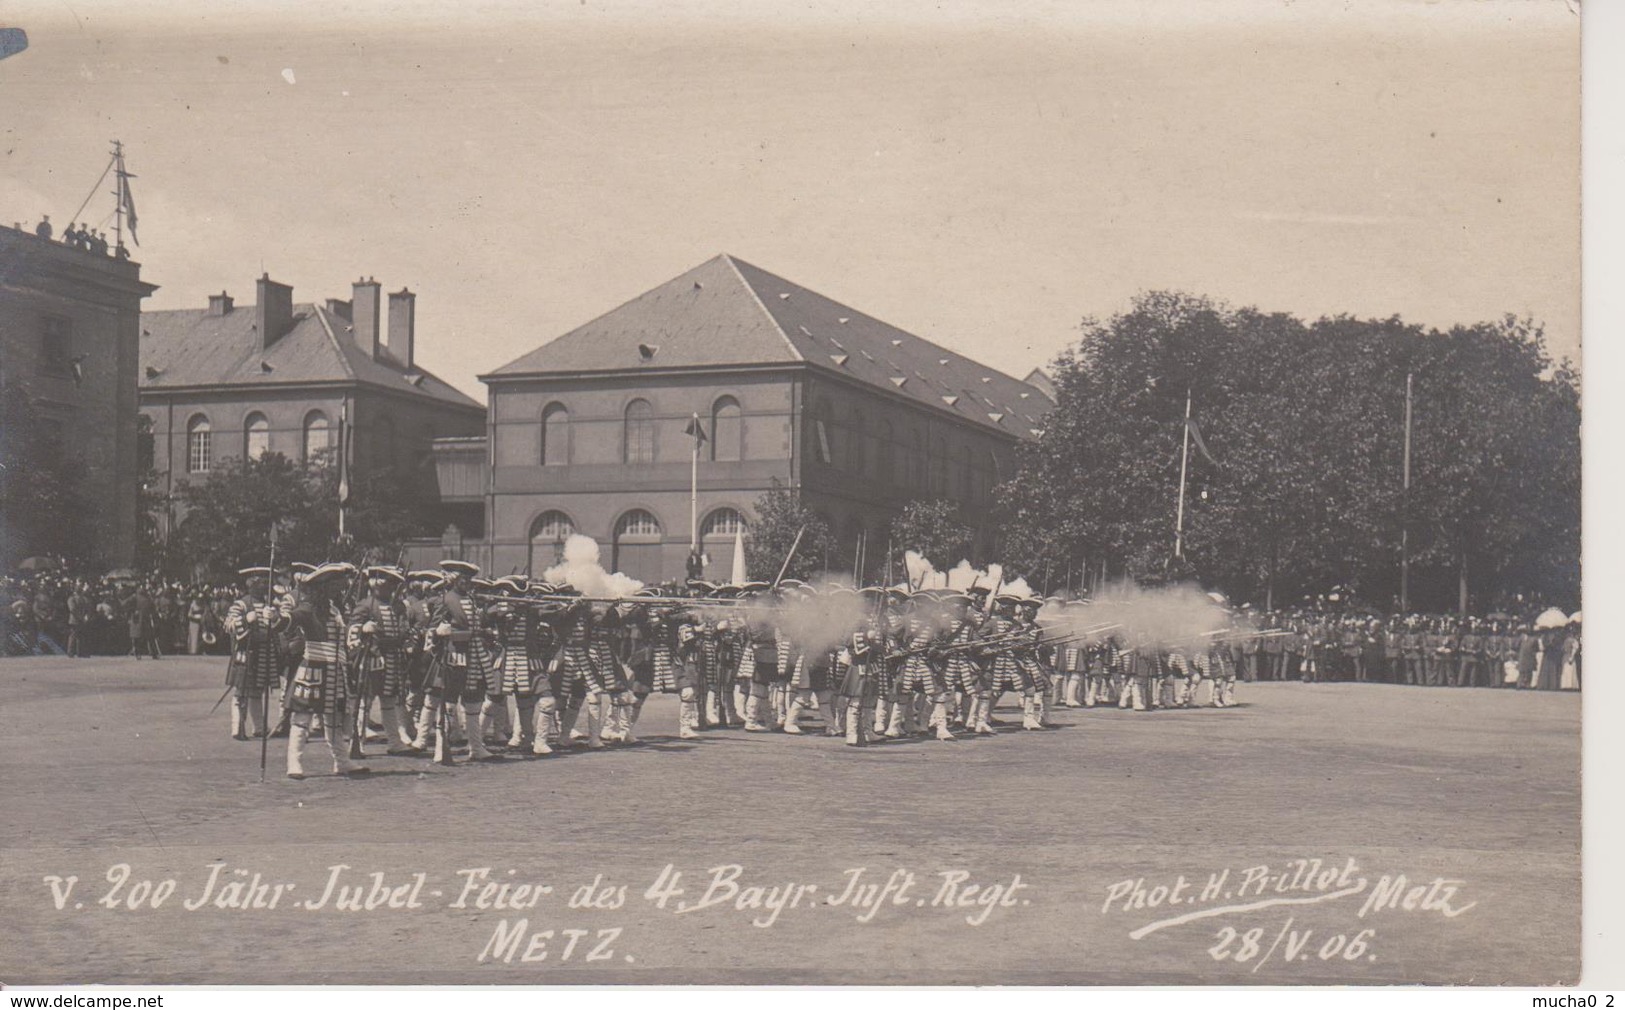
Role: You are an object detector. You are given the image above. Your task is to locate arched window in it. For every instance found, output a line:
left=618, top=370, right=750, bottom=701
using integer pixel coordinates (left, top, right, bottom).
left=702, top=507, right=746, bottom=538
left=187, top=415, right=212, bottom=473
left=910, top=428, right=926, bottom=491
left=624, top=399, right=655, bottom=464
left=303, top=411, right=331, bottom=465
left=243, top=412, right=269, bottom=461
left=710, top=396, right=742, bottom=462
left=959, top=444, right=974, bottom=501
left=612, top=508, right=664, bottom=581
left=615, top=509, right=662, bottom=538
left=541, top=402, right=569, bottom=466
left=848, top=410, right=867, bottom=474
left=528, top=510, right=576, bottom=572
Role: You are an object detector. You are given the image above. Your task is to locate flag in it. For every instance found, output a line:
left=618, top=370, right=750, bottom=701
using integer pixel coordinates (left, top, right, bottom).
left=730, top=526, right=747, bottom=584
left=116, top=153, right=139, bottom=246
left=683, top=413, right=707, bottom=444
left=1186, top=417, right=1219, bottom=467
left=337, top=404, right=351, bottom=506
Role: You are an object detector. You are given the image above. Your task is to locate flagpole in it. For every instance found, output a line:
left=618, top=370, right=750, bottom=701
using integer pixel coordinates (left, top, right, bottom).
left=1401, top=372, right=1413, bottom=612
left=111, top=141, right=123, bottom=251
left=1174, top=386, right=1192, bottom=558
left=689, top=412, right=700, bottom=560
left=338, top=399, right=349, bottom=540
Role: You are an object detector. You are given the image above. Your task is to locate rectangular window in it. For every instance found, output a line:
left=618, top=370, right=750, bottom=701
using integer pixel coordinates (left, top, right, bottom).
left=40, top=316, right=71, bottom=375
left=815, top=421, right=832, bottom=464
left=188, top=430, right=212, bottom=473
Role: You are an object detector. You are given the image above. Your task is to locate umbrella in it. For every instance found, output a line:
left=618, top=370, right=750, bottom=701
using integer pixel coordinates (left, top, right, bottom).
left=1568, top=611, right=1581, bottom=625
left=16, top=556, right=59, bottom=572
left=104, top=567, right=137, bottom=581
left=1534, top=607, right=1568, bottom=630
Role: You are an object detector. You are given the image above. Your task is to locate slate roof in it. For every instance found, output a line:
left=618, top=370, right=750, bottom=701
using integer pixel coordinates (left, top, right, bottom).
left=486, top=255, right=1053, bottom=438
left=140, top=301, right=482, bottom=410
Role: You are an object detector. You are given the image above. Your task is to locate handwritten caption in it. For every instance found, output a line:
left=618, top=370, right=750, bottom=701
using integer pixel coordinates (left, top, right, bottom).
left=41, top=862, right=1031, bottom=964
left=1099, top=856, right=1476, bottom=973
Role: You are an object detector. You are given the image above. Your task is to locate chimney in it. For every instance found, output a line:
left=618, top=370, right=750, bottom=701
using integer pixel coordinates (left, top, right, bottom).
left=255, top=274, right=294, bottom=351
left=207, top=291, right=234, bottom=316
left=325, top=297, right=352, bottom=321
left=388, top=287, right=416, bottom=368
left=352, top=277, right=381, bottom=358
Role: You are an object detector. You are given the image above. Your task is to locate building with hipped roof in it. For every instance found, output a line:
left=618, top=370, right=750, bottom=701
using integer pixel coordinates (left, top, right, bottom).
left=139, top=274, right=486, bottom=542
left=422, top=254, right=1053, bottom=582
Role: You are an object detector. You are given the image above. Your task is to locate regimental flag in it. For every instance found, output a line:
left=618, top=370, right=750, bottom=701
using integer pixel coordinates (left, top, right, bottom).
left=684, top=413, right=708, bottom=445
left=1186, top=417, right=1219, bottom=468
left=115, top=151, right=139, bottom=246
left=337, top=403, right=351, bottom=506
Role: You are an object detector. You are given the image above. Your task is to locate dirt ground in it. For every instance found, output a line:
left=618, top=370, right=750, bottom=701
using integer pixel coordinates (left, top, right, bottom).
left=0, top=655, right=1580, bottom=985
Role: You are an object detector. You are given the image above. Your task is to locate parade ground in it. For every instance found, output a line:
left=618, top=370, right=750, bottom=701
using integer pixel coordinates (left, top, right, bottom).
left=0, top=656, right=1580, bottom=986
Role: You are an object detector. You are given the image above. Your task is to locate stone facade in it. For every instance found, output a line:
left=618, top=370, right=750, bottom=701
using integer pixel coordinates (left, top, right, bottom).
left=0, top=224, right=157, bottom=568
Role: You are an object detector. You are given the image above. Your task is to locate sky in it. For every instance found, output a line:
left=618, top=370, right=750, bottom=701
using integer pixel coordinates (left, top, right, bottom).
left=0, top=0, right=1580, bottom=402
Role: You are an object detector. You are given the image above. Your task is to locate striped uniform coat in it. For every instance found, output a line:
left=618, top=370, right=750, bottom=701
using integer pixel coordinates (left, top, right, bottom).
left=427, top=590, right=498, bottom=702
left=346, top=595, right=410, bottom=699
left=491, top=604, right=553, bottom=698
left=225, top=594, right=282, bottom=692
left=939, top=618, right=984, bottom=694
left=550, top=603, right=598, bottom=700
left=589, top=611, right=632, bottom=693
left=985, top=615, right=1028, bottom=692
left=894, top=615, right=945, bottom=696
left=282, top=601, right=350, bottom=726
left=643, top=610, right=680, bottom=693
left=837, top=626, right=881, bottom=703
left=1016, top=621, right=1052, bottom=691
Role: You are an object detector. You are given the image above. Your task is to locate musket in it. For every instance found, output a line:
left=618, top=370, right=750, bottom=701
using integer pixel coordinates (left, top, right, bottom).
left=349, top=634, right=377, bottom=761
left=474, top=591, right=752, bottom=609
left=259, top=523, right=277, bottom=783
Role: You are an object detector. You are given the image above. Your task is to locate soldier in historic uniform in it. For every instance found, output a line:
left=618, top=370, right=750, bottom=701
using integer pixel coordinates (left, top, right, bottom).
left=1199, top=640, right=1238, bottom=707
left=346, top=566, right=418, bottom=755
left=283, top=564, right=367, bottom=779
left=784, top=587, right=842, bottom=737
left=400, top=571, right=438, bottom=731
left=869, top=589, right=907, bottom=737
left=740, top=585, right=780, bottom=733
left=1119, top=635, right=1161, bottom=712
left=415, top=560, right=502, bottom=763
left=225, top=566, right=283, bottom=740
left=485, top=576, right=557, bottom=755
left=1012, top=597, right=1053, bottom=728
left=890, top=593, right=953, bottom=740
left=591, top=603, right=641, bottom=745
left=547, top=594, right=603, bottom=748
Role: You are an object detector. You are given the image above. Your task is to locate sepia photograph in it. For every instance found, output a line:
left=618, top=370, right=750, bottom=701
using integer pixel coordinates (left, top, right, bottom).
left=0, top=0, right=1595, bottom=991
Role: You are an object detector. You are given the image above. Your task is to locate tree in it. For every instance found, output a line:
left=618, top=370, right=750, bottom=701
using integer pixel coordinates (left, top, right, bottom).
left=165, top=453, right=428, bottom=579
left=888, top=499, right=977, bottom=570
left=744, top=480, right=835, bottom=583
left=997, top=293, right=1580, bottom=611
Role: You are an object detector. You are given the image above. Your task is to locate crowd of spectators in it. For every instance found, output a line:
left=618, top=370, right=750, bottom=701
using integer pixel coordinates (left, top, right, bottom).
left=3, top=571, right=238, bottom=658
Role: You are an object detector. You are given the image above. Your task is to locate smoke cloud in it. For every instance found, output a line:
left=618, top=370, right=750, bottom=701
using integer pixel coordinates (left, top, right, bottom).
left=542, top=534, right=644, bottom=599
